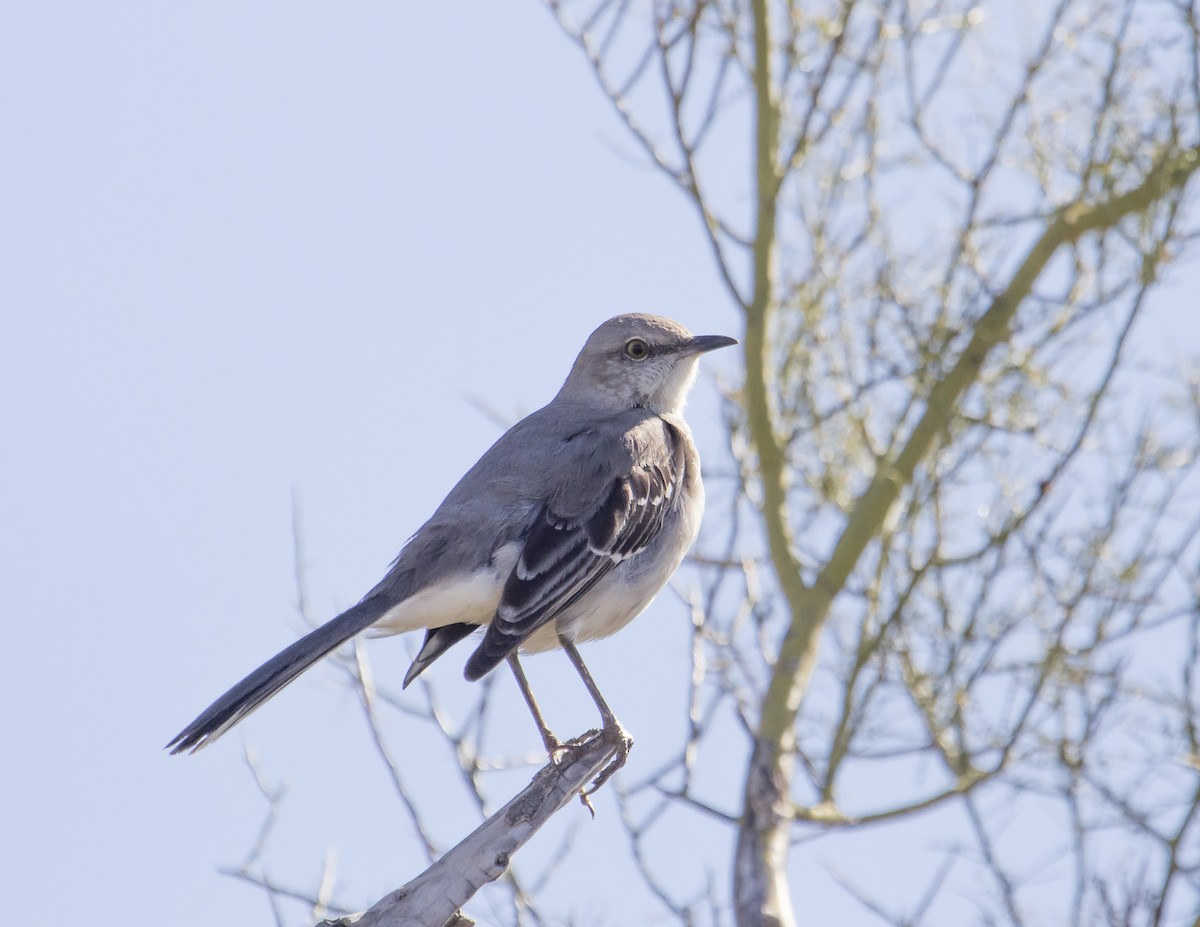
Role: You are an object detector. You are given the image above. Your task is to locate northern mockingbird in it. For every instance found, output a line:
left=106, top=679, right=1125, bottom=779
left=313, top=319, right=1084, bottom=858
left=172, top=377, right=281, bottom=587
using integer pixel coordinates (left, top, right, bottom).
left=168, top=314, right=735, bottom=789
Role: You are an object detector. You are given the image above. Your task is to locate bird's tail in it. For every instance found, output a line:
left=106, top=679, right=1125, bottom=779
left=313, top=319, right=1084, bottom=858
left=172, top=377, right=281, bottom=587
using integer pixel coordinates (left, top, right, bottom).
left=166, top=597, right=390, bottom=754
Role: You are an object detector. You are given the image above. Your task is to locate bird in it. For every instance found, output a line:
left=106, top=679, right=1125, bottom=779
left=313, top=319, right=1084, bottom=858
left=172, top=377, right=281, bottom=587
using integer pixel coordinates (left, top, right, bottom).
left=167, top=313, right=736, bottom=790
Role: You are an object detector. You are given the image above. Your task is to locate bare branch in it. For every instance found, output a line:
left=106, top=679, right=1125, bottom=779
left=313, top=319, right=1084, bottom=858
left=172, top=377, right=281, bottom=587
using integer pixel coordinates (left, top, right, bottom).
left=318, top=731, right=621, bottom=927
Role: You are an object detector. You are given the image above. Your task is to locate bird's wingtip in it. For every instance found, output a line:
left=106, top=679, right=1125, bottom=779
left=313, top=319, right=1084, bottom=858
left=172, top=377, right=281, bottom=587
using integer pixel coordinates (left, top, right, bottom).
left=462, top=648, right=499, bottom=682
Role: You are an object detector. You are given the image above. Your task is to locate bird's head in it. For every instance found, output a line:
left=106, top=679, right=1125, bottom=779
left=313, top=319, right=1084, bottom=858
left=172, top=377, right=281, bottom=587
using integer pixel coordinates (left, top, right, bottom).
left=557, top=314, right=738, bottom=415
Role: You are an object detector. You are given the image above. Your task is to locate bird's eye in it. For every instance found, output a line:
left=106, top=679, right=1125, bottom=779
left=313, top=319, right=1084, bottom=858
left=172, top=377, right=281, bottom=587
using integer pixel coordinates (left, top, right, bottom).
left=624, top=338, right=650, bottom=360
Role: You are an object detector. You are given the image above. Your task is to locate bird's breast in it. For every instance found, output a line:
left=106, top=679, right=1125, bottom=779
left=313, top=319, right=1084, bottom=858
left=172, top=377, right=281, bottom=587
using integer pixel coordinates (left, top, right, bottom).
left=526, top=493, right=701, bottom=652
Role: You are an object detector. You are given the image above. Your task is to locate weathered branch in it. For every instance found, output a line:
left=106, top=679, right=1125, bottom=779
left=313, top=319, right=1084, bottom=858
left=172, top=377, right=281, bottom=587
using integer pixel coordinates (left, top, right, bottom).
left=319, top=731, right=621, bottom=927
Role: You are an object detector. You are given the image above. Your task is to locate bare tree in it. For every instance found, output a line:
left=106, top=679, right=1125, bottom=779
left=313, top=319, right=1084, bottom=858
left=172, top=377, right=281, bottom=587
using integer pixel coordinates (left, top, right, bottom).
left=535, top=0, right=1200, bottom=924
left=229, top=1, right=1200, bottom=925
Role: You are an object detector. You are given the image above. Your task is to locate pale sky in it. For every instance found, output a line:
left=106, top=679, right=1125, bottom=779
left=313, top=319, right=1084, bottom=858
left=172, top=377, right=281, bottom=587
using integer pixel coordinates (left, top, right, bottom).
left=3, top=4, right=1197, bottom=926
left=1, top=5, right=739, bottom=924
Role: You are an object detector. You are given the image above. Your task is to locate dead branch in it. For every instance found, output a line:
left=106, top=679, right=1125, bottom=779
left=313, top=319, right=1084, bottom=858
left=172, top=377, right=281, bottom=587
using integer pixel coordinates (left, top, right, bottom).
left=317, top=730, right=621, bottom=927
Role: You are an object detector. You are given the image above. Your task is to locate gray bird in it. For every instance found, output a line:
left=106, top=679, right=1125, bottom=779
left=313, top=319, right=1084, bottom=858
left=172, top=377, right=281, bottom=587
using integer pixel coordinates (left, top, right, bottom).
left=168, top=314, right=736, bottom=788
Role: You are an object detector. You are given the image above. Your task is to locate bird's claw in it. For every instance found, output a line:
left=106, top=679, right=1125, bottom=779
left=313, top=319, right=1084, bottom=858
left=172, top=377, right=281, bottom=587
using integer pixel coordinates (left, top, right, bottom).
left=544, top=727, right=602, bottom=765
left=543, top=723, right=633, bottom=812
left=581, top=725, right=633, bottom=799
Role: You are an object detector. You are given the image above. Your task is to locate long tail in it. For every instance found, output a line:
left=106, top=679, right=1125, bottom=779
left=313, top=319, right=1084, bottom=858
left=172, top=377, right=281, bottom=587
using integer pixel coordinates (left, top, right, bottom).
left=166, top=597, right=391, bottom=754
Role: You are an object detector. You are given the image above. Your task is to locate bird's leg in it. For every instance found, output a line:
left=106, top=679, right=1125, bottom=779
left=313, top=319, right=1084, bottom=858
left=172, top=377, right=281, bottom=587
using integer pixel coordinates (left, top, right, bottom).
left=558, top=635, right=634, bottom=797
left=506, top=654, right=565, bottom=759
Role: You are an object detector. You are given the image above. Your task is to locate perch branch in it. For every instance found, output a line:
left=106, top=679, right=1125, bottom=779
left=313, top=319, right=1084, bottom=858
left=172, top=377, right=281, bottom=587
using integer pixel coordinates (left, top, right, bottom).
left=319, top=729, right=622, bottom=927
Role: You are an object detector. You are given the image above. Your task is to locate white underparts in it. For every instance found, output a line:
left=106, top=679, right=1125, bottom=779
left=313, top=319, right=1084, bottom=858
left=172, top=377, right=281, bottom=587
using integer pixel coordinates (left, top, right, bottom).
left=368, top=542, right=521, bottom=636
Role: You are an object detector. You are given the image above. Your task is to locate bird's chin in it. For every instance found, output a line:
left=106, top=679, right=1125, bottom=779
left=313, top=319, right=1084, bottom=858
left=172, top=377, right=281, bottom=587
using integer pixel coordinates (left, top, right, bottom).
left=653, top=357, right=701, bottom=414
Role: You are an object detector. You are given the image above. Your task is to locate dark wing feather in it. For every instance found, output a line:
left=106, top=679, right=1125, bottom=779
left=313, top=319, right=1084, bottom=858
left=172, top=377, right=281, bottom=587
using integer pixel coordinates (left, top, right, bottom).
left=402, top=621, right=478, bottom=688
left=463, top=427, right=684, bottom=681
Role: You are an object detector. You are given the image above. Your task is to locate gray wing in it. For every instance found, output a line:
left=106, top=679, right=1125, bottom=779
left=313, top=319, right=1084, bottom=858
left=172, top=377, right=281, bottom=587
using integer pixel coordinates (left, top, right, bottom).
left=462, top=418, right=686, bottom=680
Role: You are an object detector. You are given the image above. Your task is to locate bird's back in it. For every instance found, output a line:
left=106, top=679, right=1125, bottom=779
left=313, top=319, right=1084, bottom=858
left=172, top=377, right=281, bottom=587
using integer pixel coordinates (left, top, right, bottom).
left=366, top=401, right=680, bottom=602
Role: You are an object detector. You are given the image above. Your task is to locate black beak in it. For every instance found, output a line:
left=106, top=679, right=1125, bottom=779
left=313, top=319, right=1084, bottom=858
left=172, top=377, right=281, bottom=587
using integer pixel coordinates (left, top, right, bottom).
left=681, top=334, right=739, bottom=356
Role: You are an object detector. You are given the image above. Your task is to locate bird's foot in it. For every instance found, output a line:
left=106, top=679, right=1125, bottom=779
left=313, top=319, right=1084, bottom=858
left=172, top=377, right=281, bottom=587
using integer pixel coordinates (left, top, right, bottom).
left=580, top=722, right=633, bottom=800
left=541, top=733, right=567, bottom=764
left=542, top=727, right=603, bottom=765
left=541, top=723, right=633, bottom=813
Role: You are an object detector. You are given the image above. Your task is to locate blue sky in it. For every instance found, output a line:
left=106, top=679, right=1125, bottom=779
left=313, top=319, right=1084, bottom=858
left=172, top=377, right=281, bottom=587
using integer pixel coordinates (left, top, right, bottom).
left=1, top=5, right=740, bottom=924
left=3, top=3, right=1198, bottom=926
